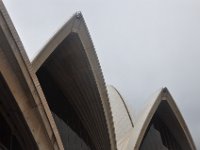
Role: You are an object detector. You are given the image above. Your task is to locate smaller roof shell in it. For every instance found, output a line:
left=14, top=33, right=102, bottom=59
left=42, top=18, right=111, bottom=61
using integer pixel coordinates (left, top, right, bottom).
left=107, top=85, right=134, bottom=150
left=126, top=88, right=196, bottom=150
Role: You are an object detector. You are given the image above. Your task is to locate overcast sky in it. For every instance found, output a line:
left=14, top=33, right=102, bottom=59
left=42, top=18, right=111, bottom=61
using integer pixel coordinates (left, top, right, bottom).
left=3, top=0, right=200, bottom=148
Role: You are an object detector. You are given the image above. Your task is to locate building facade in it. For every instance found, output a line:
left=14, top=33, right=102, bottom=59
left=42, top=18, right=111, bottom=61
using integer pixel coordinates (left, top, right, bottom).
left=0, top=1, right=196, bottom=150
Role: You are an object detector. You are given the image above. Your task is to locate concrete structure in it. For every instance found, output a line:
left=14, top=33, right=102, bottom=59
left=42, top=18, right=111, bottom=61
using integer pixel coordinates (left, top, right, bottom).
left=0, top=1, right=63, bottom=149
left=107, top=85, right=134, bottom=150
left=0, top=1, right=196, bottom=150
left=107, top=86, right=196, bottom=150
left=126, top=88, right=196, bottom=150
left=32, top=12, right=116, bottom=150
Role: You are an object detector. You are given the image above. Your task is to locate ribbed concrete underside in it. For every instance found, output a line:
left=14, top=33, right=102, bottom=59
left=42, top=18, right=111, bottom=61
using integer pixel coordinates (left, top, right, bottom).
left=36, top=32, right=112, bottom=150
left=1, top=1, right=196, bottom=149
left=0, top=1, right=64, bottom=149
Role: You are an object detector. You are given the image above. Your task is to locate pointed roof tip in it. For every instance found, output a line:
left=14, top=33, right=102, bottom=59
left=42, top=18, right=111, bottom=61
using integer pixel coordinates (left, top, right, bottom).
left=161, top=87, right=172, bottom=94
left=31, top=11, right=86, bottom=62
left=32, top=11, right=89, bottom=69
left=161, top=87, right=169, bottom=99
left=75, top=11, right=83, bottom=19
left=160, top=87, right=174, bottom=101
left=162, top=87, right=168, bottom=92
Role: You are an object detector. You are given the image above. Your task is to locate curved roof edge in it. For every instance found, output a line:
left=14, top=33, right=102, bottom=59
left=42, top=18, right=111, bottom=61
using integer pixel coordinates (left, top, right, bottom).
left=32, top=12, right=76, bottom=70
left=107, top=85, right=134, bottom=150
left=107, top=85, right=134, bottom=127
left=127, top=87, right=196, bottom=150
left=0, top=1, right=64, bottom=149
left=32, top=12, right=117, bottom=150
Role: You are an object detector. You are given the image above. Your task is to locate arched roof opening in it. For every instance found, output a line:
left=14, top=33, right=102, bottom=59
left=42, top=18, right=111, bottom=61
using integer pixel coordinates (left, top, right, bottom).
left=127, top=88, right=196, bottom=150
left=32, top=13, right=116, bottom=150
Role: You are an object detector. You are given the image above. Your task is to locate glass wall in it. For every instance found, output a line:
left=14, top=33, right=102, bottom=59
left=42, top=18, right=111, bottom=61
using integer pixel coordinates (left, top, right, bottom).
left=140, top=115, right=182, bottom=150
left=37, top=67, right=93, bottom=150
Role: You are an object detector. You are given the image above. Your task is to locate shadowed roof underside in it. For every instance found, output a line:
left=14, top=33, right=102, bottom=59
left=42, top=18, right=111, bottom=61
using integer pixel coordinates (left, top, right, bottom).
left=32, top=13, right=116, bottom=150
left=126, top=88, right=196, bottom=150
left=0, top=1, right=64, bottom=149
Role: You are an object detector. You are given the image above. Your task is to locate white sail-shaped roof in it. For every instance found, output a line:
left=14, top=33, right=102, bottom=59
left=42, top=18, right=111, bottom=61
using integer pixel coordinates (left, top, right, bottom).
left=0, top=1, right=64, bottom=149
left=32, top=13, right=116, bottom=150
left=126, top=87, right=196, bottom=150
left=107, top=85, right=134, bottom=150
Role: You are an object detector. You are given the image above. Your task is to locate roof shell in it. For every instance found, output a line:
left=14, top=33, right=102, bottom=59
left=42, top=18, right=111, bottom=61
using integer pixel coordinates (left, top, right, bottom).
left=126, top=88, right=196, bottom=150
left=107, top=85, right=134, bottom=150
left=0, top=1, right=64, bottom=149
left=32, top=13, right=117, bottom=150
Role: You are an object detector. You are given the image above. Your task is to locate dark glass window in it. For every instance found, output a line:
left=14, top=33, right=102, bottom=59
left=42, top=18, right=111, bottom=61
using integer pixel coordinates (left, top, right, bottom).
left=37, top=67, right=92, bottom=150
left=0, top=113, right=22, bottom=150
left=140, top=115, right=182, bottom=150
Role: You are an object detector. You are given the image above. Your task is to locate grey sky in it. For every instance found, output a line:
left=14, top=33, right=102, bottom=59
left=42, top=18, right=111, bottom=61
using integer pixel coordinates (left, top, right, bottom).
left=3, top=0, right=200, bottom=148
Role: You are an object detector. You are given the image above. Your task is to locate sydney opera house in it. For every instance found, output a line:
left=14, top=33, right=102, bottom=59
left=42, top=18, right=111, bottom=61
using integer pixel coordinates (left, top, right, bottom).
left=0, top=1, right=196, bottom=150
